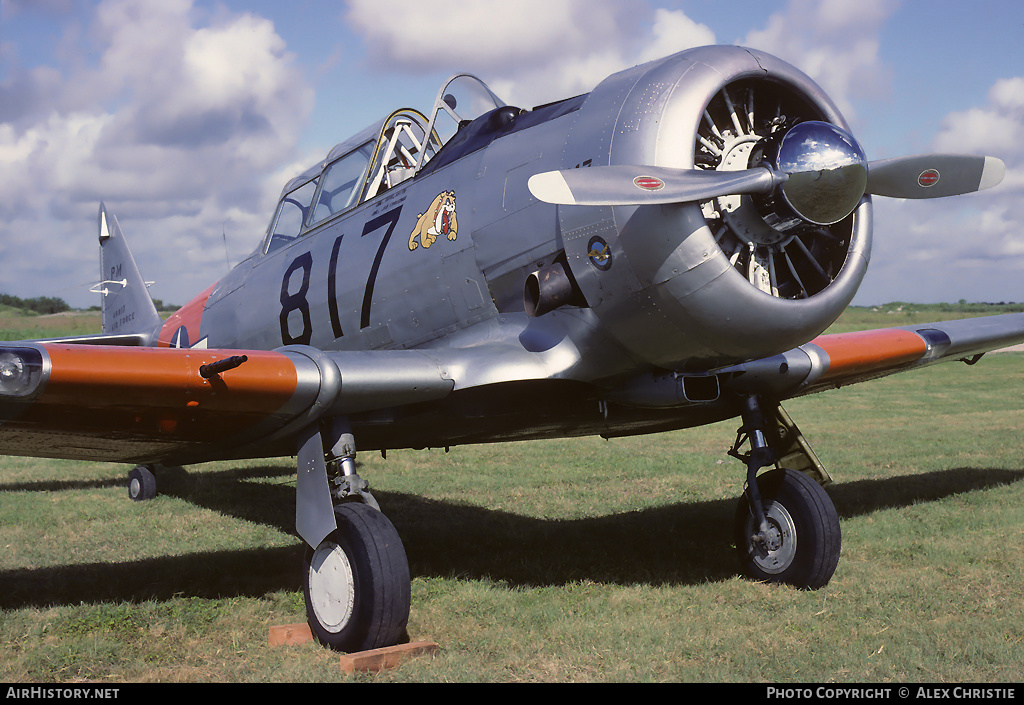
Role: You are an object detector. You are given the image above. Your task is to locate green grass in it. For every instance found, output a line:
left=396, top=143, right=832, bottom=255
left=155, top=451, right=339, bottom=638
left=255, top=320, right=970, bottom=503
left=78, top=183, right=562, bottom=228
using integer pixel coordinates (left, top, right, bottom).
left=827, top=302, right=1024, bottom=334
left=1, top=309, right=1023, bottom=682
left=0, top=309, right=102, bottom=341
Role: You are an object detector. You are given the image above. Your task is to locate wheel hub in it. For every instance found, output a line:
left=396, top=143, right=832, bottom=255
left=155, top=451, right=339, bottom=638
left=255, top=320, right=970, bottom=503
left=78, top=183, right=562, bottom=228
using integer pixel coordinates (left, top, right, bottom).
left=307, top=541, right=356, bottom=633
left=760, top=522, right=784, bottom=552
left=748, top=502, right=797, bottom=575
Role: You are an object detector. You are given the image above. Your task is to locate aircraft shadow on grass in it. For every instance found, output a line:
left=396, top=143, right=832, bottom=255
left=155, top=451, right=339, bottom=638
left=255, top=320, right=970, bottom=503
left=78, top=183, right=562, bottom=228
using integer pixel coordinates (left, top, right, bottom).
left=1, top=464, right=1022, bottom=610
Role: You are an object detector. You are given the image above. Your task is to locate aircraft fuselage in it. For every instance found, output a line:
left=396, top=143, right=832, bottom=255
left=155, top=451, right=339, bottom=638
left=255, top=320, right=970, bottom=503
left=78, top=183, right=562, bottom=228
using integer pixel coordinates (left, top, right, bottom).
left=149, top=46, right=878, bottom=452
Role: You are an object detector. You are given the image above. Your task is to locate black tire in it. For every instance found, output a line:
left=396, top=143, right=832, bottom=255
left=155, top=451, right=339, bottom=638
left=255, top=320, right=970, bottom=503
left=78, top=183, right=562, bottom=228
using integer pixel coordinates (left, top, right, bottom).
left=303, top=502, right=410, bottom=652
left=128, top=465, right=157, bottom=502
left=734, top=468, right=841, bottom=589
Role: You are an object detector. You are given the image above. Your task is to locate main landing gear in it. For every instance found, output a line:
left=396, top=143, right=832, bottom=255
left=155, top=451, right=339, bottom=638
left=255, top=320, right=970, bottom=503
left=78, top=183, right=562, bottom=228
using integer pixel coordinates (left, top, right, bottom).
left=304, top=502, right=410, bottom=651
left=296, top=419, right=410, bottom=652
left=124, top=422, right=410, bottom=652
left=729, top=396, right=841, bottom=589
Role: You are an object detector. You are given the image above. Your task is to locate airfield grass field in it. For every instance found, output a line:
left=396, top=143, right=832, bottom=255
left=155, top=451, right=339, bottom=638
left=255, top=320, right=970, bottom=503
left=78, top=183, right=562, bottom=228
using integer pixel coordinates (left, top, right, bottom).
left=0, top=305, right=1022, bottom=682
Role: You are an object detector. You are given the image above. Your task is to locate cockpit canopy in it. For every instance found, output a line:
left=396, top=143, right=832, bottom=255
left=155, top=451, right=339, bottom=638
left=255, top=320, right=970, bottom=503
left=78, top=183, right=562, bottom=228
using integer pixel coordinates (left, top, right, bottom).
left=262, top=75, right=505, bottom=255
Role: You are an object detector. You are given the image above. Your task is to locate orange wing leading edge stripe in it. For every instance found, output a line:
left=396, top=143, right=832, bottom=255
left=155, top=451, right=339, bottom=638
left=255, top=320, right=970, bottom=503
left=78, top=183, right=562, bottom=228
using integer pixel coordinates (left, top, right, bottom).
left=2, top=344, right=305, bottom=462
left=811, top=328, right=928, bottom=380
left=41, top=344, right=299, bottom=411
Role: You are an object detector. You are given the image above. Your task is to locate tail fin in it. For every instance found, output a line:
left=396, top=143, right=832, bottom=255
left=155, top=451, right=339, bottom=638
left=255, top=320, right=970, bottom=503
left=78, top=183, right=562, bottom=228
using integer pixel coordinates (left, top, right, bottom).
left=96, top=203, right=162, bottom=345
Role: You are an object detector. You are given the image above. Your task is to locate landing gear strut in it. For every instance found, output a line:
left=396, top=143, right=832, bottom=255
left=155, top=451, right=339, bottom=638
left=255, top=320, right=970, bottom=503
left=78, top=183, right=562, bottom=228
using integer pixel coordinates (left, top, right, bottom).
left=296, top=419, right=410, bottom=652
left=730, top=396, right=841, bottom=589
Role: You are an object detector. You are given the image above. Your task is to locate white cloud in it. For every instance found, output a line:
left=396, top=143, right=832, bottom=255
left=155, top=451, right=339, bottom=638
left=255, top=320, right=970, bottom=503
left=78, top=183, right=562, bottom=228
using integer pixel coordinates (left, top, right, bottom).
left=740, top=0, right=897, bottom=121
left=990, top=76, right=1024, bottom=110
left=346, top=0, right=632, bottom=72
left=343, top=0, right=716, bottom=107
left=934, top=78, right=1024, bottom=158
left=638, top=8, right=717, bottom=64
left=861, top=69, right=1024, bottom=305
left=5, top=0, right=1019, bottom=311
left=0, top=0, right=314, bottom=307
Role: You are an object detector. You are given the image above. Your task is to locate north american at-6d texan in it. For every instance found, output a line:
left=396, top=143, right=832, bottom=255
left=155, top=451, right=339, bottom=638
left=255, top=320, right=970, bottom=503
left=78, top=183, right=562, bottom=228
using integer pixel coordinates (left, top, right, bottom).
left=1, top=45, right=1020, bottom=652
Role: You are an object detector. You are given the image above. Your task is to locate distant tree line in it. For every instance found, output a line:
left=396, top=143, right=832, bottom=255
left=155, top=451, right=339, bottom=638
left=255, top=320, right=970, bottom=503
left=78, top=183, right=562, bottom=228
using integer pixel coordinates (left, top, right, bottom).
left=886, top=301, right=1023, bottom=313
left=151, top=299, right=179, bottom=312
left=937, top=299, right=1023, bottom=313
left=0, top=293, right=71, bottom=315
left=857, top=300, right=1023, bottom=314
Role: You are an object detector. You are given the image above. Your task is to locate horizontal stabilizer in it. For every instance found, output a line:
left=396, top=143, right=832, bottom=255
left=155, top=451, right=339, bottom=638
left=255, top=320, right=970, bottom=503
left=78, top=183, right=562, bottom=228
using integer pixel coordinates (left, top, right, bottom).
left=11, top=332, right=151, bottom=347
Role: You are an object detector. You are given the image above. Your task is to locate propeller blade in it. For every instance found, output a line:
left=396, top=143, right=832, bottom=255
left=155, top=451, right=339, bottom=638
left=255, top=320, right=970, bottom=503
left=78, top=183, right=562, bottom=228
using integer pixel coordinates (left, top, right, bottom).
left=528, top=165, right=778, bottom=206
left=865, top=154, right=1005, bottom=199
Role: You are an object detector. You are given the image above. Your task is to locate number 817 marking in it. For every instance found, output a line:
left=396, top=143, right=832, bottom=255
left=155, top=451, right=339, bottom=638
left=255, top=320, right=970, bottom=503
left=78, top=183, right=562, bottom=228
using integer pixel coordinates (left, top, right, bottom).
left=279, top=205, right=403, bottom=345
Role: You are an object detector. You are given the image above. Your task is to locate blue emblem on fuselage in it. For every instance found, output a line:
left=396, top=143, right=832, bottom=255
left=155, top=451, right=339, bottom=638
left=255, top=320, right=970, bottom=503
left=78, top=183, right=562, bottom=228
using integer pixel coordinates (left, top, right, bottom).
left=587, top=236, right=612, bottom=271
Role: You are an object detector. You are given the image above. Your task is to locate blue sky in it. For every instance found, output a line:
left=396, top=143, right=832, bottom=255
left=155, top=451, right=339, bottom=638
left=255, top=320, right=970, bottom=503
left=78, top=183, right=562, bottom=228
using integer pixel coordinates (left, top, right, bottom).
left=1, top=0, right=1022, bottom=309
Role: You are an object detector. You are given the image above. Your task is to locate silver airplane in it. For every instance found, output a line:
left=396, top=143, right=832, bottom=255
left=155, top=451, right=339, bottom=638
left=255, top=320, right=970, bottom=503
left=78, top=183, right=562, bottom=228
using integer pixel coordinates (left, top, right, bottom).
left=1, top=45, right=1020, bottom=652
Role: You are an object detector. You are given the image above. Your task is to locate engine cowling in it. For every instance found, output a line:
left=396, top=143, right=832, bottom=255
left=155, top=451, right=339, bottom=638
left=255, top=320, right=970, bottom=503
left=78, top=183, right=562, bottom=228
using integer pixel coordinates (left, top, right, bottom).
left=557, top=45, right=871, bottom=370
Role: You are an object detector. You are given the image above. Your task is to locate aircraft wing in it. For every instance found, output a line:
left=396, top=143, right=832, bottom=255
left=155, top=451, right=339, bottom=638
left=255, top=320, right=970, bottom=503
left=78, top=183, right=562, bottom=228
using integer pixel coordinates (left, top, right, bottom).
left=720, top=312, right=1024, bottom=399
left=2, top=313, right=1021, bottom=465
left=0, top=306, right=600, bottom=466
left=0, top=342, right=456, bottom=465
